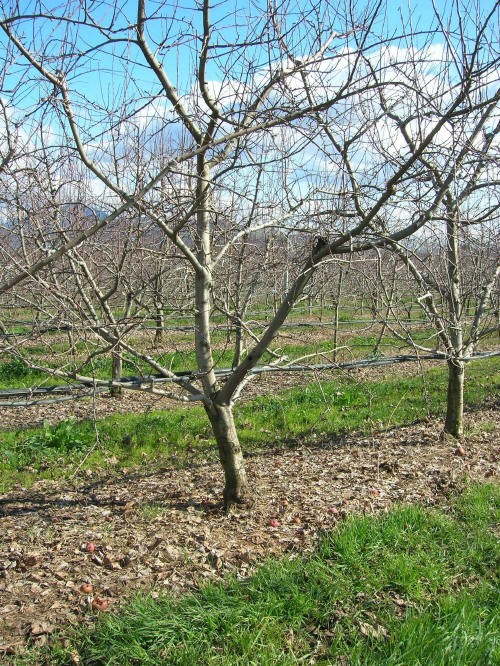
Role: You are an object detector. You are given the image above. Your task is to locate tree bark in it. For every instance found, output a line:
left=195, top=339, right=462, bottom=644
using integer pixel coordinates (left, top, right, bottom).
left=444, top=358, right=465, bottom=438
left=154, top=303, right=164, bottom=346
left=192, top=156, right=248, bottom=509
left=332, top=265, right=344, bottom=362
left=206, top=403, right=248, bottom=510
left=110, top=349, right=122, bottom=397
left=443, top=210, right=464, bottom=439
left=374, top=261, right=396, bottom=355
left=332, top=299, right=340, bottom=362
left=232, top=320, right=244, bottom=368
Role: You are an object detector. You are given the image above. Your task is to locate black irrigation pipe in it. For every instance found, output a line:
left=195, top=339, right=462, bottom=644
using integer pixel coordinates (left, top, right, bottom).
left=0, top=388, right=109, bottom=407
left=0, top=351, right=498, bottom=407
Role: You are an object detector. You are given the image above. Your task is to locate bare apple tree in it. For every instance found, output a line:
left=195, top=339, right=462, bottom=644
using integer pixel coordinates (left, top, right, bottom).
left=363, top=3, right=500, bottom=438
left=0, top=0, right=498, bottom=507
left=324, top=1, right=500, bottom=438
left=383, top=131, right=499, bottom=438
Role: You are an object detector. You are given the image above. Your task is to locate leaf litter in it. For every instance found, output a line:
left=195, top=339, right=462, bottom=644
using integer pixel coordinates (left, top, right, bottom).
left=0, top=405, right=498, bottom=656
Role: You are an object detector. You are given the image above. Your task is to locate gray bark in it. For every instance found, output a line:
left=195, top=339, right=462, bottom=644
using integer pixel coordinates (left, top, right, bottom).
left=192, top=157, right=248, bottom=508
left=110, top=349, right=122, bottom=397
left=444, top=359, right=465, bottom=438
left=206, top=403, right=248, bottom=510
left=154, top=305, right=164, bottom=346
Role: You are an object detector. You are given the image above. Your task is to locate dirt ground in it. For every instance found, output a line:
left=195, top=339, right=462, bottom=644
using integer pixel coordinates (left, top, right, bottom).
left=0, top=402, right=498, bottom=656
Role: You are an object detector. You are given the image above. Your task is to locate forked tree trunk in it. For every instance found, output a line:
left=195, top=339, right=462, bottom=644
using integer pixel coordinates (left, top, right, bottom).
left=191, top=154, right=249, bottom=510
left=206, top=403, right=248, bottom=510
left=444, top=358, right=465, bottom=438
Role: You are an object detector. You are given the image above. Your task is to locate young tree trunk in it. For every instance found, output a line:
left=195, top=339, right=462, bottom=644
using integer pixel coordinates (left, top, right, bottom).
left=110, top=349, right=122, bottom=397
left=444, top=358, right=465, bottom=438
left=154, top=303, right=164, bottom=346
left=232, top=320, right=244, bottom=368
left=374, top=261, right=396, bottom=355
left=332, top=299, right=340, bottom=362
left=206, top=403, right=248, bottom=510
left=332, top=265, right=344, bottom=361
left=319, top=292, right=325, bottom=321
left=444, top=212, right=464, bottom=439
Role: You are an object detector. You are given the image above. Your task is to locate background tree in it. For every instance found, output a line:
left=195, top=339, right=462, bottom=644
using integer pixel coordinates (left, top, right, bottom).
left=384, top=153, right=499, bottom=438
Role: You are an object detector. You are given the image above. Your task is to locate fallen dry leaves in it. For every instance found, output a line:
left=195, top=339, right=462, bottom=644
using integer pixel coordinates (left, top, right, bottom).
left=0, top=405, right=498, bottom=656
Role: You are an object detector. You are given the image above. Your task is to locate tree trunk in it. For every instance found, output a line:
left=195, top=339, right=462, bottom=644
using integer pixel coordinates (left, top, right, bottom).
left=444, top=212, right=464, bottom=439
left=374, top=264, right=396, bottom=355
left=206, top=403, right=248, bottom=510
left=110, top=349, right=122, bottom=397
left=444, top=358, right=465, bottom=438
left=332, top=266, right=344, bottom=362
left=154, top=304, right=164, bottom=346
left=332, top=299, right=339, bottom=362
left=232, top=319, right=244, bottom=368
left=191, top=156, right=248, bottom=509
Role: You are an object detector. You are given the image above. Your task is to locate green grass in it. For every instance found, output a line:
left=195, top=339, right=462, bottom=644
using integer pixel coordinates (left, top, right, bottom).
left=12, top=483, right=499, bottom=665
left=0, top=317, right=439, bottom=388
left=237, top=355, right=499, bottom=444
left=0, top=408, right=213, bottom=492
left=0, top=417, right=87, bottom=471
left=0, top=356, right=49, bottom=386
left=1, top=319, right=496, bottom=388
left=0, top=356, right=498, bottom=491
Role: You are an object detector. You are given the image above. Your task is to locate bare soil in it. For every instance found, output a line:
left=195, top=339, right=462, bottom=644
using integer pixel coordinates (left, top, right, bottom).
left=0, top=405, right=498, bottom=656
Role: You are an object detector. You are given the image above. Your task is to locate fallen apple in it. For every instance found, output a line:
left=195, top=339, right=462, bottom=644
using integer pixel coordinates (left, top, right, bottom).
left=371, top=489, right=380, bottom=496
left=91, top=597, right=109, bottom=611
left=268, top=518, right=279, bottom=528
left=454, top=446, right=466, bottom=457
left=327, top=506, right=339, bottom=515
left=79, top=583, right=93, bottom=594
left=85, top=542, right=96, bottom=553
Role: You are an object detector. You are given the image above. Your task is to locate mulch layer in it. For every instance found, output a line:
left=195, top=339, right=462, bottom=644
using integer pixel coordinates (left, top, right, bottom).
left=0, top=405, right=498, bottom=656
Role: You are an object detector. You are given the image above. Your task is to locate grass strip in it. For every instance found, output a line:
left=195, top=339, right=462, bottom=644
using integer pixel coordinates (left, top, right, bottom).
left=4, top=324, right=497, bottom=390
left=0, top=357, right=498, bottom=491
left=12, top=482, right=499, bottom=665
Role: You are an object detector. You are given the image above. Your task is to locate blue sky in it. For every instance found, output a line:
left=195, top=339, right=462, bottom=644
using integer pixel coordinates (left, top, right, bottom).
left=1, top=0, right=497, bottom=169
left=1, top=0, right=461, bottom=102
left=0, top=0, right=497, bottom=248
